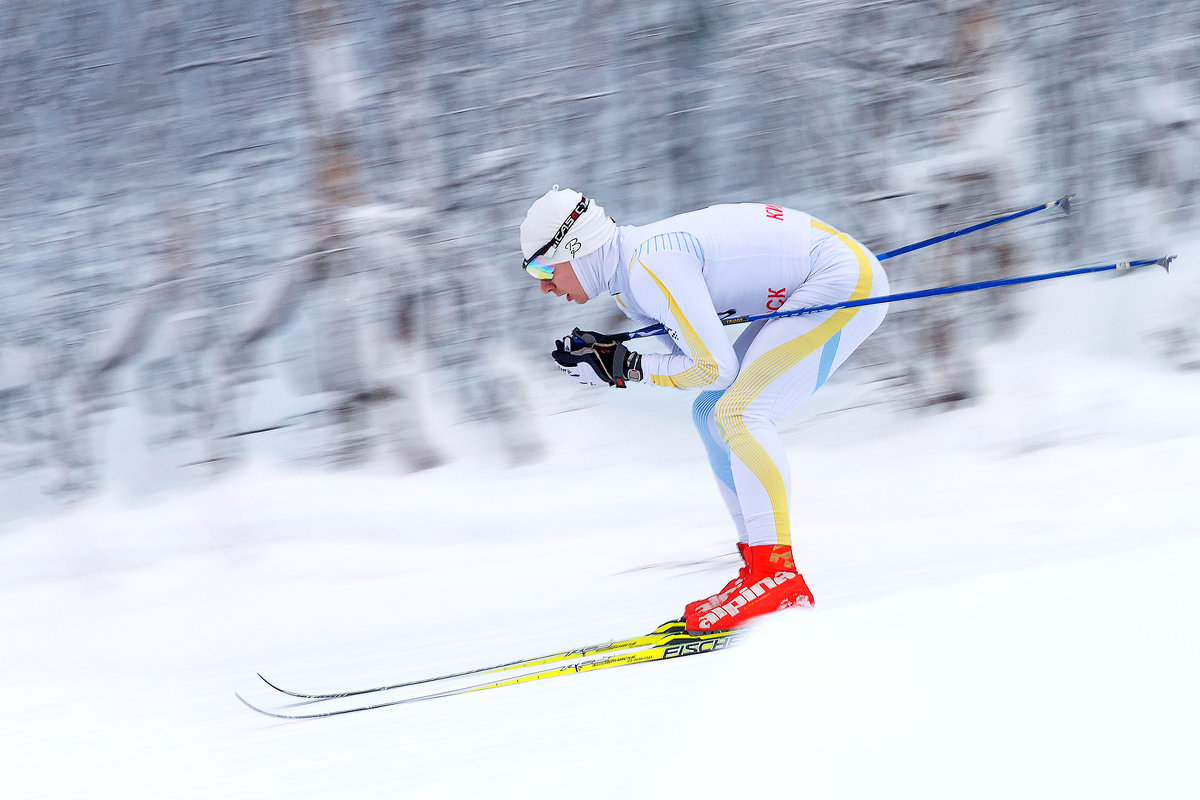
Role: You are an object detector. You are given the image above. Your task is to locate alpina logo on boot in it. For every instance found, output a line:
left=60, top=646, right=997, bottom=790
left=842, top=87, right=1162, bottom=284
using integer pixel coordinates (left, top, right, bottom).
left=697, top=571, right=795, bottom=629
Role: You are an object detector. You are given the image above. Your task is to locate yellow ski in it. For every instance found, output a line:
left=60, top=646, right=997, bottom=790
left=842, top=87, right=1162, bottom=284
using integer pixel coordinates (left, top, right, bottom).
left=256, top=619, right=693, bottom=701
left=239, top=626, right=740, bottom=720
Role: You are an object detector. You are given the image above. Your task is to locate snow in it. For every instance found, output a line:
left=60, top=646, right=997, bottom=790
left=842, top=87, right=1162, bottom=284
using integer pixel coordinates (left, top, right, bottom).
left=3, top=276, right=1200, bottom=798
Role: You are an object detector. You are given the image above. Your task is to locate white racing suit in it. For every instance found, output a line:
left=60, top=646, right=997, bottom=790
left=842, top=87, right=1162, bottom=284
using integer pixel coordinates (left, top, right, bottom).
left=604, top=203, right=889, bottom=548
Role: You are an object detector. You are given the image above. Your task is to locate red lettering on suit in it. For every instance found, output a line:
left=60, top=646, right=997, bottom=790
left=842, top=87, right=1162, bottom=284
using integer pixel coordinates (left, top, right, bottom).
left=766, top=287, right=786, bottom=311
left=764, top=205, right=784, bottom=221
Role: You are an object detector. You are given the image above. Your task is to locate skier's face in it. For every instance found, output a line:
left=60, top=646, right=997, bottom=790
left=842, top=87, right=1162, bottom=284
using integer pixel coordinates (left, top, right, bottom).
left=536, top=261, right=590, bottom=304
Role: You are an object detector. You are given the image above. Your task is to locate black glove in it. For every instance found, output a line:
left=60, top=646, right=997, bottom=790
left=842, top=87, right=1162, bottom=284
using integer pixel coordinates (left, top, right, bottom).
left=551, top=328, right=643, bottom=388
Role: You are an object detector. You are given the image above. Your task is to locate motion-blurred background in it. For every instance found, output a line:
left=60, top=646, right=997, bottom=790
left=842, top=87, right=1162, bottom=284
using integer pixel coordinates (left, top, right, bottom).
left=2, top=0, right=1198, bottom=521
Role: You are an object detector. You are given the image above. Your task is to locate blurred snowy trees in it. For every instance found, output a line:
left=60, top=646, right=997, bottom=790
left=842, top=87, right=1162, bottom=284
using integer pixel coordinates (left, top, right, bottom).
left=0, top=0, right=1197, bottom=510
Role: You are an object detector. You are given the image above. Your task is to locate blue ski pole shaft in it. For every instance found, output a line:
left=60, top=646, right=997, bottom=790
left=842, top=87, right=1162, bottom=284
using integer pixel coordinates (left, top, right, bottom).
left=618, top=256, right=1173, bottom=343
left=876, top=195, right=1072, bottom=261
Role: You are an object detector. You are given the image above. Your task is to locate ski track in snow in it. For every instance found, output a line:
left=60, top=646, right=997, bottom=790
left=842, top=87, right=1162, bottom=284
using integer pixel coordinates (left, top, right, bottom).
left=2, top=293, right=1200, bottom=797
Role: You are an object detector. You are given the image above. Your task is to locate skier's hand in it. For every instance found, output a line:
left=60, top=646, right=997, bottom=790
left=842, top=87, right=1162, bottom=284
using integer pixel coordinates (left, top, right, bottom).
left=551, top=328, right=643, bottom=388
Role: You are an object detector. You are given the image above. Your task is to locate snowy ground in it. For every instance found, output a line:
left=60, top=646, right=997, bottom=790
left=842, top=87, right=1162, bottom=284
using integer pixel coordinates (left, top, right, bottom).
left=2, top=271, right=1199, bottom=798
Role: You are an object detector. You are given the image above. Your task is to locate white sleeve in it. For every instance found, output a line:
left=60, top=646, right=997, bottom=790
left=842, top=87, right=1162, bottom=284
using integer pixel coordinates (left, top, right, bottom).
left=626, top=252, right=738, bottom=391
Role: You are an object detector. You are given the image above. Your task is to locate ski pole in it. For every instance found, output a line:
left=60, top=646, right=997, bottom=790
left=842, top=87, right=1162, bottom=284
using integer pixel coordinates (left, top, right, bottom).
left=616, top=255, right=1174, bottom=343
left=876, top=195, right=1072, bottom=261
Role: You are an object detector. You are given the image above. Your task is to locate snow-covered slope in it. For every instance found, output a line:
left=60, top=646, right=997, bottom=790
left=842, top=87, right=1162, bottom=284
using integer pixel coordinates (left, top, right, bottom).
left=2, top=278, right=1199, bottom=797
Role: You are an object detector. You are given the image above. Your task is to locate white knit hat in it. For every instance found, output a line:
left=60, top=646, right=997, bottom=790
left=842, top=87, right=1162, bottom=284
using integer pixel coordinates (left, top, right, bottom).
left=520, top=186, right=616, bottom=265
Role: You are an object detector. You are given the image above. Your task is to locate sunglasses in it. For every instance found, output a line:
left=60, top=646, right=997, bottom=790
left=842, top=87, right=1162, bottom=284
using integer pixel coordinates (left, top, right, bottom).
left=524, top=254, right=558, bottom=280
left=522, top=196, right=590, bottom=280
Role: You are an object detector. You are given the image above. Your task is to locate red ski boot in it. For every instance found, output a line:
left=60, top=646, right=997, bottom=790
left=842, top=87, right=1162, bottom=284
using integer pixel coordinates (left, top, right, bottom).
left=683, top=542, right=751, bottom=619
left=684, top=544, right=813, bottom=632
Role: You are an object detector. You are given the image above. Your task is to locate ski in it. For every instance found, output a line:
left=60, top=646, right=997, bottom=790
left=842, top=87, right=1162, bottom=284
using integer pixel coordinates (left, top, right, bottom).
left=257, top=618, right=693, bottom=700
left=239, top=626, right=740, bottom=720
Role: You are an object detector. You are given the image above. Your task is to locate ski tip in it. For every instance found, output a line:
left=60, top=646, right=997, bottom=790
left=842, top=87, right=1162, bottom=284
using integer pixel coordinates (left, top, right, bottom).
left=257, top=672, right=303, bottom=697
left=236, top=691, right=316, bottom=721
left=235, top=692, right=277, bottom=718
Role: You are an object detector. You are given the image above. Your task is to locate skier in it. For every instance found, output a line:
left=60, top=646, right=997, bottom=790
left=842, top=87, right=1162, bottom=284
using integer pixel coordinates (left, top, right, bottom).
left=521, top=187, right=889, bottom=631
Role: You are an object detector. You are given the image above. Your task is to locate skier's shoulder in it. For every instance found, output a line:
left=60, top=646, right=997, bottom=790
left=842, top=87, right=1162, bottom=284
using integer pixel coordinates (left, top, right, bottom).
left=626, top=214, right=709, bottom=266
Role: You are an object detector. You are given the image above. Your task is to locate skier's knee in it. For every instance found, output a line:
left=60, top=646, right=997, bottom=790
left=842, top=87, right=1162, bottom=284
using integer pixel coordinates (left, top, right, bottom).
left=713, top=394, right=773, bottom=443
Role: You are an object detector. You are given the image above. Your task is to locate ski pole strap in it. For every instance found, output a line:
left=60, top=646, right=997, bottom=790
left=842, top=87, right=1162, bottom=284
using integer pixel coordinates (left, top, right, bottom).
left=876, top=195, right=1072, bottom=261
left=617, top=255, right=1173, bottom=343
